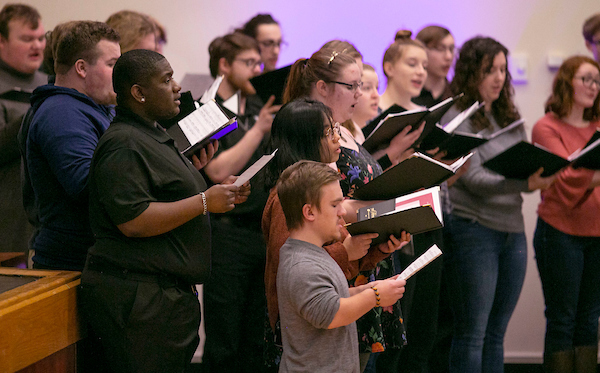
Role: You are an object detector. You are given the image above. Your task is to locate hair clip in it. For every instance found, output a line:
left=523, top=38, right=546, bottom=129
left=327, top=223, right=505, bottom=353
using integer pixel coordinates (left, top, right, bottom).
left=328, top=51, right=339, bottom=65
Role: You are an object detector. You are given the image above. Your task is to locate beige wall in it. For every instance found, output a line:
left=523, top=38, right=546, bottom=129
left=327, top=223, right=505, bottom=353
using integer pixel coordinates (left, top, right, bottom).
left=25, top=0, right=599, bottom=363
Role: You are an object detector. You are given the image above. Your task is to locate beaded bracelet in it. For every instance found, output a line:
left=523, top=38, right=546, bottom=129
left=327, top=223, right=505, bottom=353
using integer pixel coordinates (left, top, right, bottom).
left=200, top=192, right=208, bottom=215
left=371, top=285, right=381, bottom=307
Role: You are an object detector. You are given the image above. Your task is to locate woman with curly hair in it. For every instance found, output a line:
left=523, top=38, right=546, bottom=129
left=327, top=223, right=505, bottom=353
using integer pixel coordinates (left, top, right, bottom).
left=531, top=56, right=600, bottom=373
left=442, top=36, right=556, bottom=373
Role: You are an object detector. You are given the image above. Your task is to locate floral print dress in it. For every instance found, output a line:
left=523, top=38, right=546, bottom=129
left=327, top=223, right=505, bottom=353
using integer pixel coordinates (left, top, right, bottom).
left=337, top=143, right=407, bottom=353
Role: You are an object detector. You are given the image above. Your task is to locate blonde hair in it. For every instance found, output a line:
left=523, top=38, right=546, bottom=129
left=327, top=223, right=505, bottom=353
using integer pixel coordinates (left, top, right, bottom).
left=283, top=47, right=356, bottom=104
left=106, top=10, right=157, bottom=53
left=382, top=30, right=426, bottom=78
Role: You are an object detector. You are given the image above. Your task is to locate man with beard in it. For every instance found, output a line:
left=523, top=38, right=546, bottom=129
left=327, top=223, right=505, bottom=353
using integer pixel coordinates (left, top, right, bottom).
left=202, top=31, right=279, bottom=372
left=0, top=3, right=46, bottom=256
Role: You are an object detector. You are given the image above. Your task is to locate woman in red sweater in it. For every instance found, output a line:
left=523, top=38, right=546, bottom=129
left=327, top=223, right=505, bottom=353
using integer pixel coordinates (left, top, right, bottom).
left=531, top=55, right=600, bottom=373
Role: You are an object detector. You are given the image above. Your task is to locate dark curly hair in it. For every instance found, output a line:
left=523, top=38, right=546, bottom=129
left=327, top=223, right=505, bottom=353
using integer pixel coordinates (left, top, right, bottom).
left=238, top=13, right=278, bottom=39
left=450, top=36, right=519, bottom=131
left=545, top=55, right=600, bottom=121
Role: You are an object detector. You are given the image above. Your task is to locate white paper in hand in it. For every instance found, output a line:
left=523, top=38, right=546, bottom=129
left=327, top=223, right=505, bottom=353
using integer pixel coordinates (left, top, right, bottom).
left=397, top=244, right=442, bottom=281
left=234, top=149, right=278, bottom=187
left=199, top=75, right=224, bottom=104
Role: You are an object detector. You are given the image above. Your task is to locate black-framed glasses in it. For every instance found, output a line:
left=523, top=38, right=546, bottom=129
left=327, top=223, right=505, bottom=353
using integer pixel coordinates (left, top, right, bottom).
left=235, top=58, right=263, bottom=69
left=325, top=122, right=341, bottom=139
left=331, top=81, right=363, bottom=93
left=257, top=39, right=287, bottom=50
left=576, top=75, right=600, bottom=89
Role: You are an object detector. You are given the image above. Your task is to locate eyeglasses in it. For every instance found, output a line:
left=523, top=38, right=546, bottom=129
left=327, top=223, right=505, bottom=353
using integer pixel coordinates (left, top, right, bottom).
left=576, top=75, right=600, bottom=89
left=235, top=58, right=263, bottom=69
left=331, top=81, right=363, bottom=93
left=257, top=39, right=287, bottom=50
left=325, top=122, right=341, bottom=139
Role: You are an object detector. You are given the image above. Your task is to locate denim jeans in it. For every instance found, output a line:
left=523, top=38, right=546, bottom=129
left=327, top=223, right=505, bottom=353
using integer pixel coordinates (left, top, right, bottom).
left=533, top=218, right=600, bottom=354
left=445, top=214, right=527, bottom=373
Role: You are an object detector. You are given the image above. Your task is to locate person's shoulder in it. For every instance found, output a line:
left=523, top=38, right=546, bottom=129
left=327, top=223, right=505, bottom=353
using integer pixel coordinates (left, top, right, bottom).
left=31, top=70, right=48, bottom=88
left=533, top=112, right=561, bottom=132
left=35, top=86, right=96, bottom=112
left=98, top=120, right=140, bottom=147
left=281, top=239, right=332, bottom=267
left=34, top=94, right=110, bottom=134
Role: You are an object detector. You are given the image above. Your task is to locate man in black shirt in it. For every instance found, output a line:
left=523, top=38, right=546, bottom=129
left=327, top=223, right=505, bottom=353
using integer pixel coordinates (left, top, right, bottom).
left=81, top=49, right=248, bottom=373
left=203, top=31, right=279, bottom=373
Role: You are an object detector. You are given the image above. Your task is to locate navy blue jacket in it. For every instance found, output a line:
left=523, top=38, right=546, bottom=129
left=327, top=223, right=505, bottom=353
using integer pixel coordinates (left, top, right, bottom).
left=26, top=84, right=113, bottom=270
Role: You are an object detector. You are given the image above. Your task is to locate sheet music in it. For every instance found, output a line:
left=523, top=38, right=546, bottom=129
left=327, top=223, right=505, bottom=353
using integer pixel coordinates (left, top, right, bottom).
left=233, top=149, right=278, bottom=187
left=178, top=100, right=229, bottom=146
left=397, top=245, right=442, bottom=281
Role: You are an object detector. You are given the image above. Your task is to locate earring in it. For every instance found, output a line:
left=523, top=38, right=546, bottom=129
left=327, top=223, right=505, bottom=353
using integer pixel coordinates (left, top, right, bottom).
left=141, top=97, right=146, bottom=103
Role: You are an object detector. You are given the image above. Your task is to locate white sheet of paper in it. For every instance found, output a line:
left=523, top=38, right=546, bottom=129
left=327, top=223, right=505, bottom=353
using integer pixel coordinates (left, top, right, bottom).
left=234, top=149, right=278, bottom=187
left=397, top=244, right=442, bottom=281
left=199, top=75, right=224, bottom=104
left=178, top=100, right=229, bottom=146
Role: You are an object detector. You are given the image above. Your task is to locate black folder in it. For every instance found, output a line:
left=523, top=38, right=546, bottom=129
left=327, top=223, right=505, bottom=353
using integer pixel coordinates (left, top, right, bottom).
left=345, top=206, right=442, bottom=245
left=250, top=65, right=292, bottom=105
left=362, top=95, right=460, bottom=153
left=353, top=153, right=468, bottom=200
left=571, top=130, right=600, bottom=169
left=419, top=129, right=487, bottom=160
left=362, top=108, right=427, bottom=153
left=362, top=104, right=407, bottom=139
left=483, top=141, right=570, bottom=179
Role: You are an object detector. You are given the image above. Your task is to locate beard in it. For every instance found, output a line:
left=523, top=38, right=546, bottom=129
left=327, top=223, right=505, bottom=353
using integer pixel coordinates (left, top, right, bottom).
left=227, top=74, right=256, bottom=96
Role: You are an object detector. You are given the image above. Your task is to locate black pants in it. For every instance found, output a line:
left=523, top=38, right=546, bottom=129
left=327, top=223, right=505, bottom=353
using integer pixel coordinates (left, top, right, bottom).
left=202, top=220, right=267, bottom=373
left=377, top=229, right=444, bottom=373
left=80, top=267, right=200, bottom=373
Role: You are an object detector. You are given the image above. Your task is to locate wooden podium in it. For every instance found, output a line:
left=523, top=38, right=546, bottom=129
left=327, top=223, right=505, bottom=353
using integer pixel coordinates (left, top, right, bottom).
left=0, top=268, right=82, bottom=373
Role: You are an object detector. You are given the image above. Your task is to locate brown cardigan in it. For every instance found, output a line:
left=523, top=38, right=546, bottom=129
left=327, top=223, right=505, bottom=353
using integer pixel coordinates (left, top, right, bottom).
left=262, top=187, right=389, bottom=329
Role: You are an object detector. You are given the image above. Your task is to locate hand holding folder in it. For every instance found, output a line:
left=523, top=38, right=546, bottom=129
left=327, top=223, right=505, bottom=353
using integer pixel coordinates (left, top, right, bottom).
left=483, top=130, right=600, bottom=179
left=362, top=94, right=462, bottom=154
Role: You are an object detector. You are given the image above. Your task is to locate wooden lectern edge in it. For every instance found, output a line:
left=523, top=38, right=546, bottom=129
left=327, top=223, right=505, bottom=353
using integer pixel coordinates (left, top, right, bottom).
left=0, top=279, right=82, bottom=372
left=0, top=270, right=80, bottom=309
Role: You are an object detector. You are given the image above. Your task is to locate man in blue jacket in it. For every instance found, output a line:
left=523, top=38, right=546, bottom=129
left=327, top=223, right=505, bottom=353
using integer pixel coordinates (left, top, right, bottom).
left=24, top=21, right=120, bottom=270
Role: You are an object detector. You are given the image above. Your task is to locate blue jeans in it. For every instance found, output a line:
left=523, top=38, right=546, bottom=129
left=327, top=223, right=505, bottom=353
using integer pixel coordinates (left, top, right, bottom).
left=533, top=218, right=600, bottom=354
left=445, top=214, right=527, bottom=373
